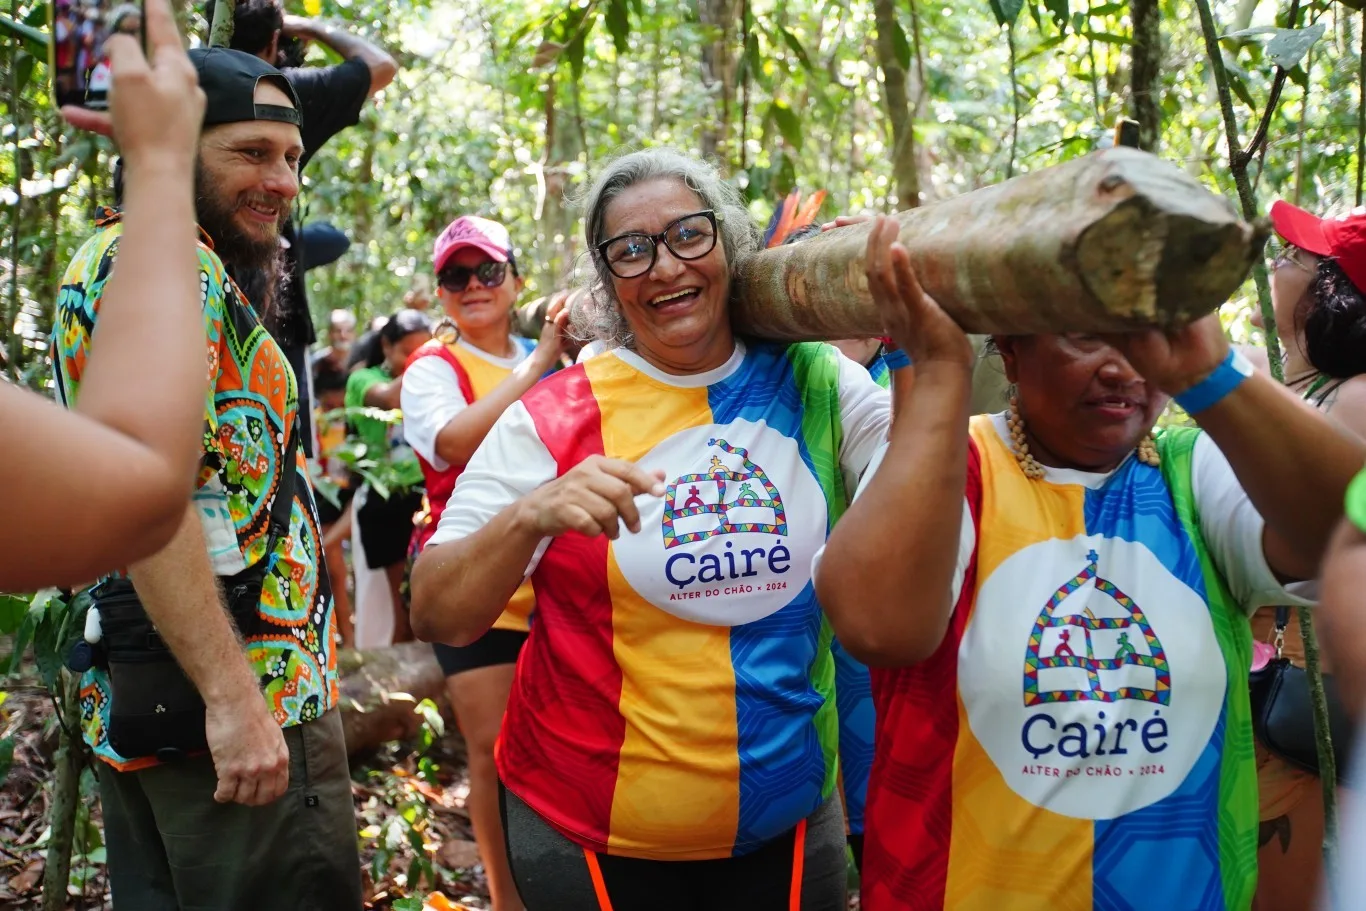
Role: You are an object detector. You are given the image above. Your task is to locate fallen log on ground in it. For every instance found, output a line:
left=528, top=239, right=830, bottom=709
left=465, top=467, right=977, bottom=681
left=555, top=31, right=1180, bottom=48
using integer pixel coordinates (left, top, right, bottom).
left=732, top=147, right=1269, bottom=339
left=338, top=642, right=454, bottom=756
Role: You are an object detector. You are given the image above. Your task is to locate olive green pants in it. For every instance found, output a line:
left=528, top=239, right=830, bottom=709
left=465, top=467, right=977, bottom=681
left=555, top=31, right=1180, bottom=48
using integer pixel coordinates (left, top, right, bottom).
left=97, top=706, right=362, bottom=911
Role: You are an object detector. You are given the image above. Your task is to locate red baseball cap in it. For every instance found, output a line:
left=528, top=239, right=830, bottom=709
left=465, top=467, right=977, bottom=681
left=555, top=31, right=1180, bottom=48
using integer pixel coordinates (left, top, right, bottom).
left=433, top=215, right=512, bottom=275
left=1270, top=200, right=1366, bottom=295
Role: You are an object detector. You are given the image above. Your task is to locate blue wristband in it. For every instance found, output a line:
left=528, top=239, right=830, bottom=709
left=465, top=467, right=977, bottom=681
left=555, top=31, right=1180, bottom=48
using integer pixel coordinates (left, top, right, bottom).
left=1173, top=349, right=1253, bottom=414
left=882, top=348, right=913, bottom=371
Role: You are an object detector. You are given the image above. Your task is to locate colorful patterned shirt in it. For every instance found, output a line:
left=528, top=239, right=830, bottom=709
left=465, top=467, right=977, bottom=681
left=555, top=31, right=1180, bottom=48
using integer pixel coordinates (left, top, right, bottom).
left=429, top=340, right=890, bottom=859
left=852, top=415, right=1296, bottom=911
left=50, top=212, right=338, bottom=771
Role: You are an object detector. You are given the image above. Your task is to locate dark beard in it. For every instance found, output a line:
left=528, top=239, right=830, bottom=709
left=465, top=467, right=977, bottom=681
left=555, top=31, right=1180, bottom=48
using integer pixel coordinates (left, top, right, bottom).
left=195, top=161, right=290, bottom=324
left=194, top=161, right=286, bottom=272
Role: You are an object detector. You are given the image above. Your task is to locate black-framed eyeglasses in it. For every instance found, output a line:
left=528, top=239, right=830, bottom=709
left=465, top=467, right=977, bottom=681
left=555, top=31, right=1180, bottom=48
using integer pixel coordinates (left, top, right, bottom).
left=438, top=261, right=510, bottom=292
left=596, top=210, right=719, bottom=279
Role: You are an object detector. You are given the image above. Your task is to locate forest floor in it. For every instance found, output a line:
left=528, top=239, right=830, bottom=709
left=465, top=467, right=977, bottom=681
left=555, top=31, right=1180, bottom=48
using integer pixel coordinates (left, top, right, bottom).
left=0, top=687, right=494, bottom=910
left=1, top=686, right=863, bottom=910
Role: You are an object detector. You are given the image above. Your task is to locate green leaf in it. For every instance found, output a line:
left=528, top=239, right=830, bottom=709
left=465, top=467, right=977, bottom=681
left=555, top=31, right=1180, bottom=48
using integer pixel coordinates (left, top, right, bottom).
left=1227, top=68, right=1256, bottom=108
left=605, top=0, right=631, bottom=56
left=391, top=898, right=423, bottom=911
left=889, top=15, right=912, bottom=71
left=0, top=737, right=12, bottom=788
left=1222, top=23, right=1324, bottom=69
left=0, top=14, right=47, bottom=56
left=0, top=595, right=29, bottom=635
left=1087, top=1, right=1124, bottom=15
left=990, top=0, right=1025, bottom=27
left=1082, top=31, right=1130, bottom=45
left=1265, top=22, right=1325, bottom=69
left=770, top=101, right=803, bottom=151
left=778, top=26, right=815, bottom=73
left=1043, top=0, right=1068, bottom=30
left=15, top=51, right=34, bottom=96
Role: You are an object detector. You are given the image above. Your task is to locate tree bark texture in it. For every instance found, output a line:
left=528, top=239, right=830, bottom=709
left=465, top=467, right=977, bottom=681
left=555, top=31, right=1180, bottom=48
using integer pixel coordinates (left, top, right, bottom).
left=208, top=0, right=236, bottom=47
left=871, top=0, right=920, bottom=209
left=695, top=0, right=739, bottom=165
left=40, top=671, right=86, bottom=911
left=1130, top=0, right=1162, bottom=153
left=731, top=148, right=1266, bottom=340
left=338, top=642, right=453, bottom=755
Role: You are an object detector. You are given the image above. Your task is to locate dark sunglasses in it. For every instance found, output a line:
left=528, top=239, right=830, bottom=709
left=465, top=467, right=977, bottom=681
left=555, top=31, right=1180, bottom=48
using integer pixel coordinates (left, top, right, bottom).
left=596, top=210, right=719, bottom=279
left=438, top=261, right=510, bottom=292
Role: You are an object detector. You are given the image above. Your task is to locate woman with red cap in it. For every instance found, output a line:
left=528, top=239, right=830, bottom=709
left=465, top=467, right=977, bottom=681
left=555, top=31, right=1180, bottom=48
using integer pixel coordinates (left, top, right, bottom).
left=400, top=215, right=566, bottom=911
left=1244, top=201, right=1366, bottom=910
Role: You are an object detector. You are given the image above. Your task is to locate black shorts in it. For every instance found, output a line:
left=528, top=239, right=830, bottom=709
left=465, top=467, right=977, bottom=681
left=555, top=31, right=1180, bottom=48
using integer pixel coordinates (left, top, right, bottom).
left=433, top=628, right=528, bottom=677
left=356, top=486, right=424, bottom=569
left=314, top=483, right=355, bottom=528
left=500, top=785, right=847, bottom=911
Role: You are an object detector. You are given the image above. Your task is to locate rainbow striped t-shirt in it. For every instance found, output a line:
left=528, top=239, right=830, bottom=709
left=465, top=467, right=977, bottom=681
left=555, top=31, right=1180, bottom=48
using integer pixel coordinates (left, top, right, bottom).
left=430, top=340, right=889, bottom=860
left=852, top=415, right=1298, bottom=911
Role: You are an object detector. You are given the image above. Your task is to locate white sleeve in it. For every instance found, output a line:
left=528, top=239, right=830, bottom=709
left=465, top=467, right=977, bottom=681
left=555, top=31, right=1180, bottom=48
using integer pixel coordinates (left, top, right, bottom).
left=813, top=440, right=976, bottom=606
left=834, top=352, right=892, bottom=494
left=426, top=401, right=557, bottom=574
left=400, top=356, right=469, bottom=471
left=1190, top=432, right=1311, bottom=611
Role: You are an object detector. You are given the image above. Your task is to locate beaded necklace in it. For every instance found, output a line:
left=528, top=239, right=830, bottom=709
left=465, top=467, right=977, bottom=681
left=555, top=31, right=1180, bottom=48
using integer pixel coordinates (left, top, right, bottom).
left=1006, top=394, right=1160, bottom=480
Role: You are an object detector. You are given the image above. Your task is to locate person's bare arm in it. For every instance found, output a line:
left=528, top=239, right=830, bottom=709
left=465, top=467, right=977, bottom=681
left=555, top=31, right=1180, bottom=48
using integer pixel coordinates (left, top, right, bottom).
left=433, top=301, right=568, bottom=466
left=362, top=377, right=402, bottom=410
left=1, top=0, right=206, bottom=590
left=1113, top=322, right=1366, bottom=582
left=127, top=506, right=289, bottom=806
left=1194, top=373, right=1366, bottom=580
left=815, top=218, right=976, bottom=666
left=282, top=15, right=396, bottom=94
left=1319, top=516, right=1366, bottom=717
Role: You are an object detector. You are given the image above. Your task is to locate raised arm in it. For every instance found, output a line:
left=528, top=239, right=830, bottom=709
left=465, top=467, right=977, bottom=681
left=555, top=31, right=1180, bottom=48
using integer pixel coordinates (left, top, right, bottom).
left=431, top=298, right=568, bottom=467
left=2, top=0, right=206, bottom=590
left=815, top=218, right=977, bottom=666
left=282, top=15, right=396, bottom=94
left=1111, top=320, right=1366, bottom=581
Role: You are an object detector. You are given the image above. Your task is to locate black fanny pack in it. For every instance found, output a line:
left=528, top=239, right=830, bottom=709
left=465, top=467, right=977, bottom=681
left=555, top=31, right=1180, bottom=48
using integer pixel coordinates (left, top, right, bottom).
left=1249, top=606, right=1355, bottom=782
left=88, top=425, right=298, bottom=763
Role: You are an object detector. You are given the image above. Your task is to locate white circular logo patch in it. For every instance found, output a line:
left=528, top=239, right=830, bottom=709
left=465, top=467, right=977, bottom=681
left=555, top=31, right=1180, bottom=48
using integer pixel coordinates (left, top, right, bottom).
left=959, top=535, right=1226, bottom=820
left=613, top=421, right=827, bottom=626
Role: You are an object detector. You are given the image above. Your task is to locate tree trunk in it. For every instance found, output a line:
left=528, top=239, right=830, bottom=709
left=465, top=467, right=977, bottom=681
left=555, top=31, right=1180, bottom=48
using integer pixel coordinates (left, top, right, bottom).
left=208, top=0, right=236, bottom=47
left=871, top=0, right=920, bottom=209
left=40, top=671, right=86, bottom=911
left=695, top=0, right=739, bottom=165
left=1130, top=0, right=1162, bottom=152
left=731, top=148, right=1265, bottom=340
left=338, top=642, right=454, bottom=755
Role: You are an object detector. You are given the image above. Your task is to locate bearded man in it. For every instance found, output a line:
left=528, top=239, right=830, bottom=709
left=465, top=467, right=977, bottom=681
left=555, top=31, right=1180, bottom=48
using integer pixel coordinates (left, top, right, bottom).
left=50, top=48, right=360, bottom=910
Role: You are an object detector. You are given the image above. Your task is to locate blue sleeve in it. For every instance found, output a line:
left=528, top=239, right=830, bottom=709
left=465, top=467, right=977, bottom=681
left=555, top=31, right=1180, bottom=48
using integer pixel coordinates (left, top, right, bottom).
left=832, top=636, right=875, bottom=835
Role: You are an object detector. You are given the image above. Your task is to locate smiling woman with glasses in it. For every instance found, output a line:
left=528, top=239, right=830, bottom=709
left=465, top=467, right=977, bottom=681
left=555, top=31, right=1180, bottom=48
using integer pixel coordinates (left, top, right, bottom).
left=398, top=213, right=570, bottom=911
left=410, top=147, right=894, bottom=909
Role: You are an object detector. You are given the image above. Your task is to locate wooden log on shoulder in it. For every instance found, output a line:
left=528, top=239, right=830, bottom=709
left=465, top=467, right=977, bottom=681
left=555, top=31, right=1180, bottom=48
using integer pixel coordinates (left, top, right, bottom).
left=338, top=642, right=454, bottom=756
left=732, top=147, right=1269, bottom=340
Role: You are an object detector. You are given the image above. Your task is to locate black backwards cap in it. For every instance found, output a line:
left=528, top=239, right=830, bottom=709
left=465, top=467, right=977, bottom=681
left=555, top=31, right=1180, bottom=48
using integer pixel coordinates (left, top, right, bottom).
left=188, top=47, right=301, bottom=127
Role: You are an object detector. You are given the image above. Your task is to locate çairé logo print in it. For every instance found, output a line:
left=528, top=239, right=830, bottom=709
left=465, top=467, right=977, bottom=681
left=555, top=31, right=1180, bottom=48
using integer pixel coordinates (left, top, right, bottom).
left=959, top=536, right=1226, bottom=820
left=614, top=421, right=826, bottom=626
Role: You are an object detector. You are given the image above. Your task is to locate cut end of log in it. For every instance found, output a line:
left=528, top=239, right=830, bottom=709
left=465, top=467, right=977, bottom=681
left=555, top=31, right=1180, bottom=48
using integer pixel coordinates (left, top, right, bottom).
left=731, top=147, right=1267, bottom=340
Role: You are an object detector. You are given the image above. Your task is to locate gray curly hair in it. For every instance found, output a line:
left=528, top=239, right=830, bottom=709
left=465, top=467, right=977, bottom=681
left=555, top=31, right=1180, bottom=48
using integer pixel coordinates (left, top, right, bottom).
left=568, top=147, right=761, bottom=349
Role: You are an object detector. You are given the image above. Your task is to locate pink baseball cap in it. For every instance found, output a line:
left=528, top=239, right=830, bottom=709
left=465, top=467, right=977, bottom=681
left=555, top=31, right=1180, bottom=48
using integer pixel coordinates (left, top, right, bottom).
left=433, top=215, right=513, bottom=275
left=1271, top=200, right=1366, bottom=295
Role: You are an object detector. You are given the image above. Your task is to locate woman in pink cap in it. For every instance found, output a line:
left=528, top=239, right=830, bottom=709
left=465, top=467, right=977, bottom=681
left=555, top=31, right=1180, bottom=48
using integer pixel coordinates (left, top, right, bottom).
left=1244, top=201, right=1366, bottom=910
left=400, top=215, right=567, bottom=911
